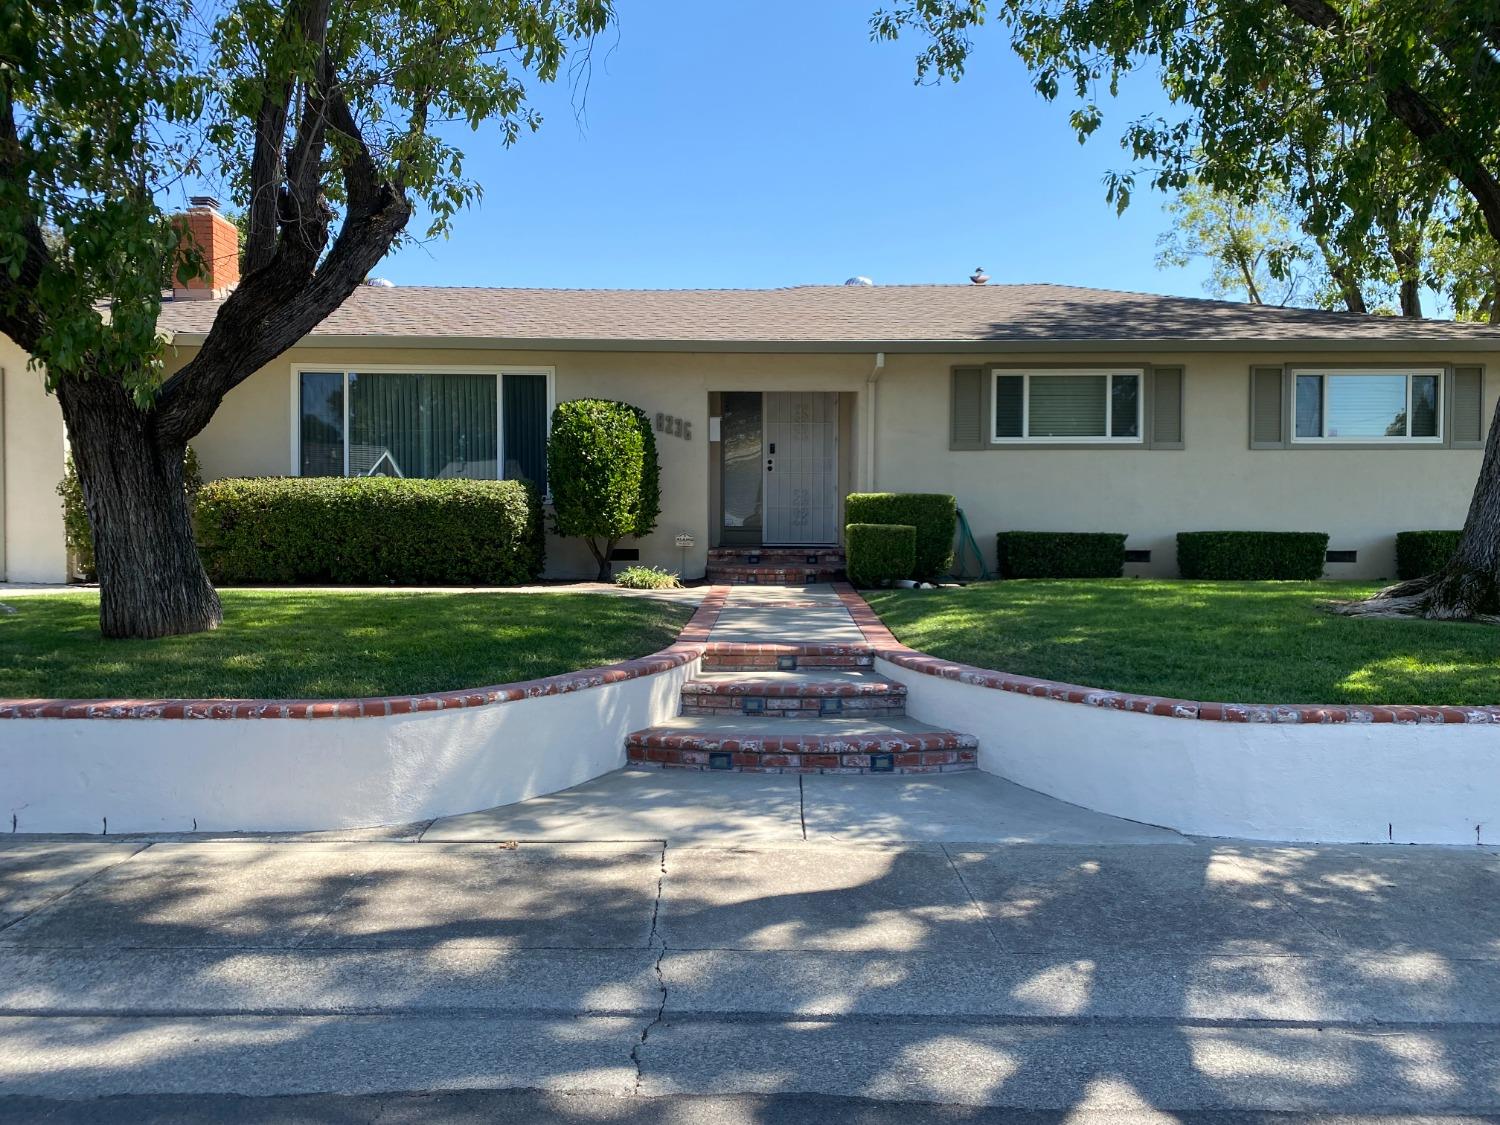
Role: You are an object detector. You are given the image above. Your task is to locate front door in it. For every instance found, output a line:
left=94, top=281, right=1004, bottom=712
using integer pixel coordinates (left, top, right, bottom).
left=764, top=391, right=839, bottom=545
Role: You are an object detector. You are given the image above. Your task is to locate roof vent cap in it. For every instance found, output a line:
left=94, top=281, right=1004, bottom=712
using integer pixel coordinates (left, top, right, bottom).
left=969, top=267, right=990, bottom=285
left=364, top=277, right=396, bottom=287
left=844, top=276, right=874, bottom=287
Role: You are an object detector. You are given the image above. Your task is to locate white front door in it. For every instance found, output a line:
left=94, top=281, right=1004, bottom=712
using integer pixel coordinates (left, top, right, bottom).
left=763, top=391, right=839, bottom=545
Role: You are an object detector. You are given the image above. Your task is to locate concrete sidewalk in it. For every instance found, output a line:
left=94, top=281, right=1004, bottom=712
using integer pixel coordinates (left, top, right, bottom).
left=2, top=805, right=1499, bottom=1119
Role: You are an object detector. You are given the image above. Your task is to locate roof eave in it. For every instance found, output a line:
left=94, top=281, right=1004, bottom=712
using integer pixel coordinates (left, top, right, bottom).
left=164, top=332, right=1500, bottom=353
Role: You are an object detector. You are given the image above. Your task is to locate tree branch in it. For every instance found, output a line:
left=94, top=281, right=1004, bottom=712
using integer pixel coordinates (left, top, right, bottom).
left=0, top=76, right=54, bottom=353
left=154, top=49, right=410, bottom=445
left=1278, top=0, right=1500, bottom=247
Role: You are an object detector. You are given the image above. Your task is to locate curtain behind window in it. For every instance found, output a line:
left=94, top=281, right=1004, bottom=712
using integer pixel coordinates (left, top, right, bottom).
left=347, top=372, right=497, bottom=479
left=503, top=373, right=549, bottom=487
left=299, top=372, right=344, bottom=476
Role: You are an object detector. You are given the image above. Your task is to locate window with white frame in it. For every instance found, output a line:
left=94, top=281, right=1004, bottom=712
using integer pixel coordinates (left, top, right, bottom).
left=992, top=369, right=1144, bottom=442
left=1292, top=369, right=1442, bottom=442
left=297, top=368, right=552, bottom=486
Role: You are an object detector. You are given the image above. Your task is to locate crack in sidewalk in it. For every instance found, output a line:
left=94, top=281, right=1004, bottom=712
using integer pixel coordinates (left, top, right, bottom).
left=630, top=840, right=669, bottom=1094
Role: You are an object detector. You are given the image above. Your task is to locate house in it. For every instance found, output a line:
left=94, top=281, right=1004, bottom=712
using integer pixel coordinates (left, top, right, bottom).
left=4, top=201, right=1500, bottom=583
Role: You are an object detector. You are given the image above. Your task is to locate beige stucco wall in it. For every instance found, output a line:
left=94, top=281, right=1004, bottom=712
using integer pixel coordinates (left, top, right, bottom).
left=193, top=342, right=1495, bottom=581
left=7, top=337, right=1496, bottom=584
left=873, top=348, right=1498, bottom=579
left=0, top=339, right=67, bottom=583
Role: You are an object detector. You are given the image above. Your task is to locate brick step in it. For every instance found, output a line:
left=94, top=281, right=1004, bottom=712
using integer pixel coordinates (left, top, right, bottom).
left=700, top=642, right=874, bottom=672
left=626, top=717, right=978, bottom=775
left=704, top=564, right=846, bottom=586
left=707, top=547, right=846, bottom=566
left=680, top=671, right=907, bottom=719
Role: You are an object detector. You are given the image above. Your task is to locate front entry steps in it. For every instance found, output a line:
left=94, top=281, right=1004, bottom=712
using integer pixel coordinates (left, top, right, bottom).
left=627, top=641, right=978, bottom=775
left=705, top=547, right=845, bottom=586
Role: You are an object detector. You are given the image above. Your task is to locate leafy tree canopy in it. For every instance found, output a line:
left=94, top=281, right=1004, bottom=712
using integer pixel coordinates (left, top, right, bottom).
left=871, top=1, right=1500, bottom=264
left=1, top=0, right=610, bottom=404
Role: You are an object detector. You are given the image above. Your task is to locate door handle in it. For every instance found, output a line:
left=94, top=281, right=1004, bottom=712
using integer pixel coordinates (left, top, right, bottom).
left=766, top=459, right=773, bottom=472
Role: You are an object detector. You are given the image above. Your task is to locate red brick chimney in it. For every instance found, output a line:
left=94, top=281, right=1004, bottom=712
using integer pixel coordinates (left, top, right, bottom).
left=172, top=195, right=240, bottom=300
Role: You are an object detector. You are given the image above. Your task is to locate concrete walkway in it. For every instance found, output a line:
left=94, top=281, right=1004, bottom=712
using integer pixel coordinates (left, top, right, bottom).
left=427, top=768, right=1186, bottom=846
left=703, top=583, right=863, bottom=644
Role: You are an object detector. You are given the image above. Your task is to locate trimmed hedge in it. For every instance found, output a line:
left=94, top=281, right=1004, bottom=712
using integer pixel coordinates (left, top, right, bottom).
left=194, top=477, right=545, bottom=585
left=844, top=493, right=956, bottom=581
left=846, top=523, right=917, bottom=588
left=997, top=531, right=1127, bottom=579
left=1176, top=531, right=1328, bottom=581
left=1396, top=530, right=1463, bottom=580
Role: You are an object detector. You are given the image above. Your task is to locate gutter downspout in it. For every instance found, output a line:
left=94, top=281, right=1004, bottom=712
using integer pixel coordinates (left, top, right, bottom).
left=864, top=352, right=885, bottom=492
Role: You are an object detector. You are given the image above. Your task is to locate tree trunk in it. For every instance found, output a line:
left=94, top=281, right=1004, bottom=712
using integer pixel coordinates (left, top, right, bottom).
left=58, top=379, right=221, bottom=639
left=1337, top=397, right=1500, bottom=622
left=585, top=537, right=617, bottom=583
left=1391, top=243, right=1423, bottom=318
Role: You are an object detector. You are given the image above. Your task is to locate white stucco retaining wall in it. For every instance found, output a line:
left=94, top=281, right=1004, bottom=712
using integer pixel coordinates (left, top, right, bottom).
left=1, top=655, right=697, bottom=834
left=881, top=656, right=1500, bottom=845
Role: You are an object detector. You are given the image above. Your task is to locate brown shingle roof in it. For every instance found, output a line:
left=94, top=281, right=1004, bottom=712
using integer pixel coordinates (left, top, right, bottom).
left=155, top=283, right=1500, bottom=349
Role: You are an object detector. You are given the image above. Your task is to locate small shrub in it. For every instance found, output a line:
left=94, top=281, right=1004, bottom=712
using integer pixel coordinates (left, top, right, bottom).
left=193, top=477, right=545, bottom=585
left=845, top=493, right=956, bottom=581
left=58, top=446, right=202, bottom=581
left=846, top=523, right=917, bottom=587
left=1396, top=530, right=1462, bottom=580
left=614, top=565, right=682, bottom=590
left=1176, top=531, right=1328, bottom=580
left=548, top=399, right=661, bottom=581
left=997, top=531, right=1127, bottom=579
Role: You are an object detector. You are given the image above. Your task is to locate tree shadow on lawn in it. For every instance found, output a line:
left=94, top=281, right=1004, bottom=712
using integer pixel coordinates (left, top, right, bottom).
left=0, top=590, right=692, bottom=699
left=3, top=836, right=1499, bottom=1116
left=868, top=580, right=1500, bottom=706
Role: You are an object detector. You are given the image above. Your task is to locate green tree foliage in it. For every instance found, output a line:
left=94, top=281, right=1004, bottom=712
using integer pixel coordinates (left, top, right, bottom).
left=873, top=0, right=1500, bottom=619
left=547, top=399, right=662, bottom=582
left=1155, top=184, right=1308, bottom=306
left=0, top=0, right=611, bottom=637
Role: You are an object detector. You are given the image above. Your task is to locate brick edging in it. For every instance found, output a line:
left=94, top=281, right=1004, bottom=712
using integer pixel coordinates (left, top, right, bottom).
left=0, top=587, right=729, bottom=721
left=831, top=583, right=1500, bottom=726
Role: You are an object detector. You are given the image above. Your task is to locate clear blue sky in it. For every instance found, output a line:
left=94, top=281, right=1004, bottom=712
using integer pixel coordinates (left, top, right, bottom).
left=380, top=0, right=1212, bottom=296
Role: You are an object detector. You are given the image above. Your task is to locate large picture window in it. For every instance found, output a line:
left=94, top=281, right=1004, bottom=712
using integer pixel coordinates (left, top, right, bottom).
left=297, top=368, right=551, bottom=486
left=1292, top=369, right=1442, bottom=443
left=992, top=369, right=1144, bottom=443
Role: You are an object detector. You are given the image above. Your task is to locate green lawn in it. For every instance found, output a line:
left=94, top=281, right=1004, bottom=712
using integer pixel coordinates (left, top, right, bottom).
left=864, top=580, right=1500, bottom=706
left=0, top=590, right=694, bottom=700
